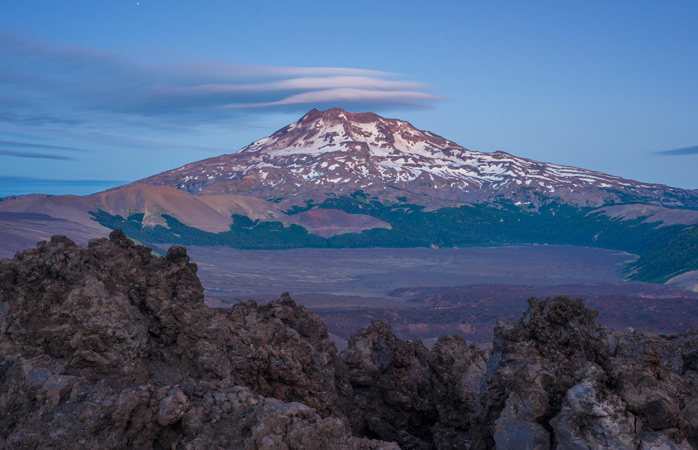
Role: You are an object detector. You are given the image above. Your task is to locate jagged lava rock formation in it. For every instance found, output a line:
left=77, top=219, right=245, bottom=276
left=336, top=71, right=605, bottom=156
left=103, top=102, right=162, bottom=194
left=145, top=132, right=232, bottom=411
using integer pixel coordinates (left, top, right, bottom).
left=343, top=322, right=487, bottom=449
left=474, top=297, right=698, bottom=450
left=1, top=233, right=697, bottom=449
left=135, top=108, right=698, bottom=209
left=0, top=231, right=389, bottom=449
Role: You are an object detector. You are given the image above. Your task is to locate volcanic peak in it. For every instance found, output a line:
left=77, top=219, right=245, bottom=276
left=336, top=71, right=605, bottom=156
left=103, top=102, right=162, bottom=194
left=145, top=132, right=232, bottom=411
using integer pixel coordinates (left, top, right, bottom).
left=299, top=107, right=387, bottom=125
left=131, top=108, right=698, bottom=209
left=239, top=107, right=458, bottom=158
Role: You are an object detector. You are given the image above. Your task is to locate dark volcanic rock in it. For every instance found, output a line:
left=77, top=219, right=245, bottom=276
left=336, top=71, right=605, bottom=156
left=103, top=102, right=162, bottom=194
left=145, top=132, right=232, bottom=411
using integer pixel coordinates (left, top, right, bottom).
left=429, top=335, right=488, bottom=449
left=221, top=293, right=353, bottom=417
left=0, top=366, right=391, bottom=449
left=1, top=233, right=697, bottom=449
left=342, top=321, right=488, bottom=449
left=0, top=232, right=393, bottom=449
left=343, top=320, right=436, bottom=449
left=474, top=296, right=698, bottom=450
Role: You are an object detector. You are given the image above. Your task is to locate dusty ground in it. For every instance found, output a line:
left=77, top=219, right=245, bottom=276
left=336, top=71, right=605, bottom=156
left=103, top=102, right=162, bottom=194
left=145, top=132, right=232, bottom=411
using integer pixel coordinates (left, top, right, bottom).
left=181, top=245, right=698, bottom=347
left=187, top=245, right=637, bottom=300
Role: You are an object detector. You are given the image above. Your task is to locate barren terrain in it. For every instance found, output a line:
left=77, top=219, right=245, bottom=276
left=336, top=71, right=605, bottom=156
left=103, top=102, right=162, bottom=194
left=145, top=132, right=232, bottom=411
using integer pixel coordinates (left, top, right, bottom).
left=189, top=245, right=636, bottom=299
left=185, top=245, right=698, bottom=346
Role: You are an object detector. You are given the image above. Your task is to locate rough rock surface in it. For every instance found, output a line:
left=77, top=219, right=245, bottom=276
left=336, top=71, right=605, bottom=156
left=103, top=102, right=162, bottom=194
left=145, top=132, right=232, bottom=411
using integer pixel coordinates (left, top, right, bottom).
left=428, top=335, right=489, bottom=449
left=342, top=321, right=488, bottom=449
left=1, top=233, right=697, bottom=449
left=0, top=231, right=389, bottom=449
left=474, top=296, right=698, bottom=450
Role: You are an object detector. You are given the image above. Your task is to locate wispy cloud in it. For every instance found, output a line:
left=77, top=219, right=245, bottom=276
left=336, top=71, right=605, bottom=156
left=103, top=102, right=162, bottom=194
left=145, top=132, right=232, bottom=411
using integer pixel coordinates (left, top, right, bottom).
left=0, top=139, right=89, bottom=152
left=654, top=145, right=698, bottom=156
left=0, top=32, right=440, bottom=129
left=0, top=137, right=86, bottom=160
left=0, top=149, right=75, bottom=160
left=225, top=88, right=439, bottom=110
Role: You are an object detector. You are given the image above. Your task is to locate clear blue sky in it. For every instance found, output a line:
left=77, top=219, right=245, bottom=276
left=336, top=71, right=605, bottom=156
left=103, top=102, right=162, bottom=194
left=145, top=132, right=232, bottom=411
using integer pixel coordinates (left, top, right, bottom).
left=1, top=0, right=697, bottom=196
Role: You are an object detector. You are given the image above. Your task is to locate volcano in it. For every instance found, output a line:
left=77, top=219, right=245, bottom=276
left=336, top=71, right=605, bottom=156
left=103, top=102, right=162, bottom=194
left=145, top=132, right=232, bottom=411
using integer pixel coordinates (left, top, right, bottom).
left=133, top=108, right=698, bottom=209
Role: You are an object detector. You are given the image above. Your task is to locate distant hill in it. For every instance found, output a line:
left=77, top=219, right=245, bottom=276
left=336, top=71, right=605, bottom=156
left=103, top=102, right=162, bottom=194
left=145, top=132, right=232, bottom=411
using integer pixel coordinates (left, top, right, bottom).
left=627, top=225, right=698, bottom=283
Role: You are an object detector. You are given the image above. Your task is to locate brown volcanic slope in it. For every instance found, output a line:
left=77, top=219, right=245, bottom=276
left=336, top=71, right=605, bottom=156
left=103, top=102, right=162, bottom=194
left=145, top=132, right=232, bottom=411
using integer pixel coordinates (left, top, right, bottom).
left=134, top=107, right=698, bottom=209
left=0, top=184, right=390, bottom=257
left=293, top=208, right=390, bottom=238
left=0, top=184, right=287, bottom=232
left=595, top=203, right=698, bottom=227
left=0, top=212, right=106, bottom=259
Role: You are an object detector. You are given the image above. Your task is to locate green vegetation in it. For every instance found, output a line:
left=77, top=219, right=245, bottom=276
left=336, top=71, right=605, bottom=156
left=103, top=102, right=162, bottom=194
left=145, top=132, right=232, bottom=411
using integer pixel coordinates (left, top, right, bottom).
left=627, top=225, right=698, bottom=283
left=284, top=200, right=317, bottom=215
left=319, top=196, right=684, bottom=254
left=89, top=189, right=698, bottom=284
left=92, top=211, right=327, bottom=249
left=91, top=192, right=687, bottom=260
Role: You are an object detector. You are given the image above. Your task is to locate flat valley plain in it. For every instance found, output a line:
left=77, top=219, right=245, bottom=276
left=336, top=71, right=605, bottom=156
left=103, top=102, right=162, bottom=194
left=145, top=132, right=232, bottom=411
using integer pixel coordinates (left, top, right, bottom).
left=187, top=245, right=698, bottom=347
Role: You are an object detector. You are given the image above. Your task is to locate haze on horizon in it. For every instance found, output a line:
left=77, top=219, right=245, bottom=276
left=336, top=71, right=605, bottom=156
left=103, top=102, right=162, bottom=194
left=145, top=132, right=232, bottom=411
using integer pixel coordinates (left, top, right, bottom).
left=1, top=0, right=697, bottom=197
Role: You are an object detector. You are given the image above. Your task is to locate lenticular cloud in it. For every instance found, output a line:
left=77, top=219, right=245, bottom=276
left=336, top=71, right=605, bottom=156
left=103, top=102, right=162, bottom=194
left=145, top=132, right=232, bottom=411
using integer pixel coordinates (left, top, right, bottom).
left=0, top=32, right=439, bottom=127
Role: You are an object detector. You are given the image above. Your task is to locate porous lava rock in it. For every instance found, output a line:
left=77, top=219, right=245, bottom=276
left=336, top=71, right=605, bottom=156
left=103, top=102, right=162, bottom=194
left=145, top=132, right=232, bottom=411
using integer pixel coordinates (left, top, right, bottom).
left=428, top=335, right=488, bottom=449
left=342, top=321, right=488, bottom=449
left=0, top=231, right=391, bottom=449
left=473, top=296, right=698, bottom=450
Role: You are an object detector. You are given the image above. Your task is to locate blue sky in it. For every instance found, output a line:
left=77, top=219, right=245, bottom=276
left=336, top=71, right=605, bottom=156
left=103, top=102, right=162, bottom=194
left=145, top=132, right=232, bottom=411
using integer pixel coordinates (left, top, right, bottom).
left=1, top=0, right=697, bottom=196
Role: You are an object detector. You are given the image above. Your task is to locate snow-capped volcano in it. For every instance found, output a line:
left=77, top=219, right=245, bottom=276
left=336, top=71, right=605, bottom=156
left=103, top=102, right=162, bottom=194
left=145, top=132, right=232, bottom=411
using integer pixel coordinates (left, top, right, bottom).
left=134, top=108, right=698, bottom=208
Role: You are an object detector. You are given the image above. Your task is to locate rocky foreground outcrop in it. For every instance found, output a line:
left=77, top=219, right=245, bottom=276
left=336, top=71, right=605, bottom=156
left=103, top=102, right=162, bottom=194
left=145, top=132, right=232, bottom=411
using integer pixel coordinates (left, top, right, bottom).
left=0, top=232, right=697, bottom=449
left=475, top=298, right=698, bottom=450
